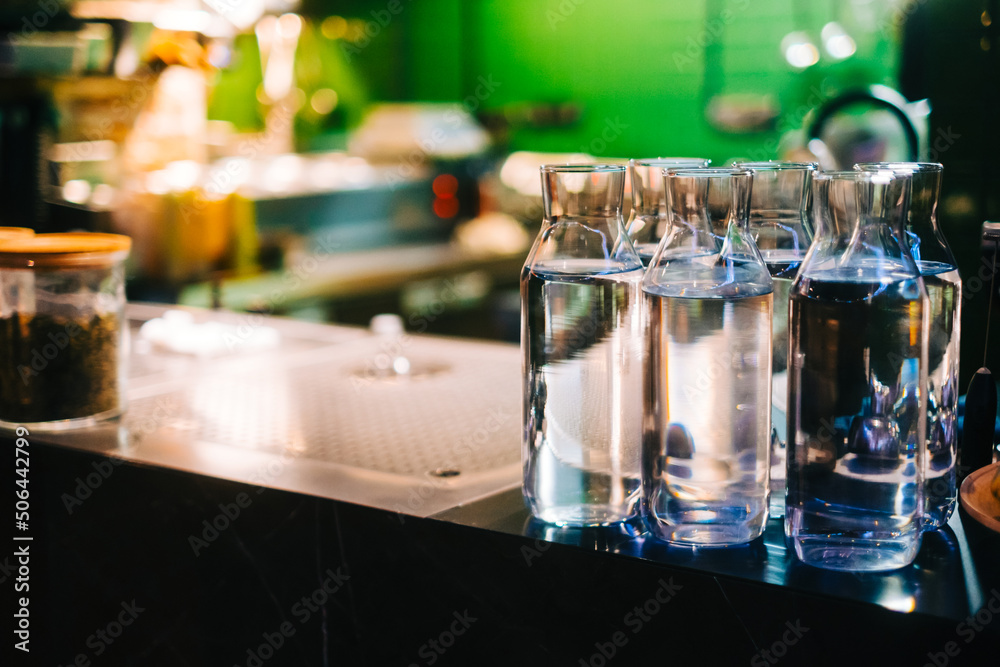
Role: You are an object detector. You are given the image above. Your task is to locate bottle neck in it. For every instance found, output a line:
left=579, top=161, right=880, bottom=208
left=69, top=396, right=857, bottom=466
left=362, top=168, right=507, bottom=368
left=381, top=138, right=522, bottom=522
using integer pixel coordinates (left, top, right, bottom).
left=630, top=164, right=666, bottom=218
left=645, top=170, right=771, bottom=297
left=807, top=174, right=921, bottom=279
left=747, top=170, right=810, bottom=220
left=542, top=170, right=625, bottom=222
left=532, top=167, right=641, bottom=271
left=904, top=170, right=957, bottom=270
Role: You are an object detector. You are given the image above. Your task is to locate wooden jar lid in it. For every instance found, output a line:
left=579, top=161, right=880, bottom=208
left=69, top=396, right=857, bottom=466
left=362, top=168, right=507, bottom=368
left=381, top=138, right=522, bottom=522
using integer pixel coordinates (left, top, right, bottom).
left=0, top=233, right=132, bottom=269
left=0, top=227, right=34, bottom=239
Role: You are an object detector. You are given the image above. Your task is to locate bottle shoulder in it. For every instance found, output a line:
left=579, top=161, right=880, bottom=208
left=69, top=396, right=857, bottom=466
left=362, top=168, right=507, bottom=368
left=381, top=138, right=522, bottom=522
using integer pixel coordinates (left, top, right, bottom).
left=526, top=218, right=642, bottom=271
left=523, top=259, right=644, bottom=280
left=643, top=258, right=773, bottom=299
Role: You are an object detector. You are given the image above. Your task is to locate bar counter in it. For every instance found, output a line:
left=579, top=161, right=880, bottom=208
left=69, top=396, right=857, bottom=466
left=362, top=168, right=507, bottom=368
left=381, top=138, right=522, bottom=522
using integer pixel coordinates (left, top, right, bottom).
left=11, top=304, right=1000, bottom=666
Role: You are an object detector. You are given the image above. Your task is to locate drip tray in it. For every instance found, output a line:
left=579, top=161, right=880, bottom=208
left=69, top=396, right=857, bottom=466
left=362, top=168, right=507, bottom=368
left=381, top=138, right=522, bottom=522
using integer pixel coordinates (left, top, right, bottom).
left=40, top=304, right=523, bottom=517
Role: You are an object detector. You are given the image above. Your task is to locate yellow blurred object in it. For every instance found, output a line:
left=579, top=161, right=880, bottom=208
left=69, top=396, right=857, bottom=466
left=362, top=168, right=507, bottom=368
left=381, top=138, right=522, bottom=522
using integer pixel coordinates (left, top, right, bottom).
left=123, top=65, right=208, bottom=172
left=453, top=213, right=530, bottom=256
left=0, top=228, right=35, bottom=242
left=52, top=76, right=154, bottom=145
left=320, top=16, right=348, bottom=40
left=148, top=31, right=208, bottom=70
left=111, top=164, right=258, bottom=285
left=164, top=189, right=230, bottom=283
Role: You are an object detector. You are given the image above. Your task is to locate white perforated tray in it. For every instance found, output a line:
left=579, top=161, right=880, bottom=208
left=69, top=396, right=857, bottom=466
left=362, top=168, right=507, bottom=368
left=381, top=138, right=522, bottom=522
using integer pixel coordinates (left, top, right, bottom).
left=39, top=304, right=523, bottom=516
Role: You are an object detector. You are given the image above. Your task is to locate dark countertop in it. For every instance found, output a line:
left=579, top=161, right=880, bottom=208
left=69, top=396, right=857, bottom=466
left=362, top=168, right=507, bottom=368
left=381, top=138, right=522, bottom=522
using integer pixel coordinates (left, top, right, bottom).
left=9, top=304, right=1000, bottom=666
left=435, top=487, right=1000, bottom=624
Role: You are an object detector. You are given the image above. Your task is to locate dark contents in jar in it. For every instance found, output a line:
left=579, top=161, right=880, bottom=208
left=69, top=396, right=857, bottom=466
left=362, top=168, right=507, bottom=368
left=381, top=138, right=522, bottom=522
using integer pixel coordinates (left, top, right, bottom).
left=0, top=311, right=120, bottom=423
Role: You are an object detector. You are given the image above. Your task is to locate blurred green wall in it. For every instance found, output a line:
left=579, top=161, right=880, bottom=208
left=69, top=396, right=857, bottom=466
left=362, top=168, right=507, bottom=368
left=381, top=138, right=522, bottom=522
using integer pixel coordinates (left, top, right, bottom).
left=303, top=0, right=904, bottom=164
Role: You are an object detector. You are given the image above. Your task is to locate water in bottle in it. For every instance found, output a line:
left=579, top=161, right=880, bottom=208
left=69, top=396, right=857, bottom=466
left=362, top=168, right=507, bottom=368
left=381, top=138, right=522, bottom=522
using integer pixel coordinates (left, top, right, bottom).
left=733, top=161, right=818, bottom=519
left=643, top=167, right=773, bottom=546
left=786, top=170, right=928, bottom=571
left=522, top=165, right=645, bottom=526
left=856, top=162, right=960, bottom=529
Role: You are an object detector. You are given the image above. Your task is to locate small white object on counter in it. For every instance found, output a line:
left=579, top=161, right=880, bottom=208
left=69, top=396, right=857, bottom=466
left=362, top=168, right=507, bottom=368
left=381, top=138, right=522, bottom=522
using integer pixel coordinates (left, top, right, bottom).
left=139, top=309, right=281, bottom=357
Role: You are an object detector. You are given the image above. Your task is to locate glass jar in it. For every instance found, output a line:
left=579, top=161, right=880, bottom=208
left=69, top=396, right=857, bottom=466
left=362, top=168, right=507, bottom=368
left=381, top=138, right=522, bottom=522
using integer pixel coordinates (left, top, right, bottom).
left=0, top=233, right=131, bottom=429
left=521, top=164, right=645, bottom=526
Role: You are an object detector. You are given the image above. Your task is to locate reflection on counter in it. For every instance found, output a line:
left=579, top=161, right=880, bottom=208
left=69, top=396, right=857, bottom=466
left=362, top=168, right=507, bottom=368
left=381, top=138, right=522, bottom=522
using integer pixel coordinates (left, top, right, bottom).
left=437, top=486, right=995, bottom=625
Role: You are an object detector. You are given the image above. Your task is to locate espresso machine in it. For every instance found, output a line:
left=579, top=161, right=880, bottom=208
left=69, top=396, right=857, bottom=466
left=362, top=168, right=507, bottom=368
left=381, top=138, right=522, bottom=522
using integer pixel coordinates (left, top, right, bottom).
left=0, top=0, right=209, bottom=232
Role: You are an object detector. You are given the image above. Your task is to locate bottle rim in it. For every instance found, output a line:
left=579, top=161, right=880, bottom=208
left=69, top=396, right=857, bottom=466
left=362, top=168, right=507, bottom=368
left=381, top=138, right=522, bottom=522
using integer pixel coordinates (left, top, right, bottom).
left=813, top=170, right=866, bottom=179
left=854, top=162, right=943, bottom=174
left=664, top=167, right=752, bottom=178
left=732, top=161, right=819, bottom=171
left=540, top=163, right=625, bottom=174
left=633, top=157, right=711, bottom=168
left=814, top=170, right=910, bottom=188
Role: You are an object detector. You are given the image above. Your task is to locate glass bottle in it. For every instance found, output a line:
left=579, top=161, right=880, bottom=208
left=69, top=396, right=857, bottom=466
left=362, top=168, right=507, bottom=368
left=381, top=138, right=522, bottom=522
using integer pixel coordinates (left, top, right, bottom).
left=521, top=164, right=645, bottom=526
left=732, top=161, right=818, bottom=519
left=627, top=158, right=711, bottom=266
left=787, top=171, right=929, bottom=571
left=642, top=167, right=773, bottom=546
left=855, top=162, right=959, bottom=530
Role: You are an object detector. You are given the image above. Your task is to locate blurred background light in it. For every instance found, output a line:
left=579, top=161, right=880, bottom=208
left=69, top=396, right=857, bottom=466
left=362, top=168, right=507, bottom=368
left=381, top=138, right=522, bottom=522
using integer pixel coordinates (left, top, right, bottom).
left=782, top=31, right=820, bottom=69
